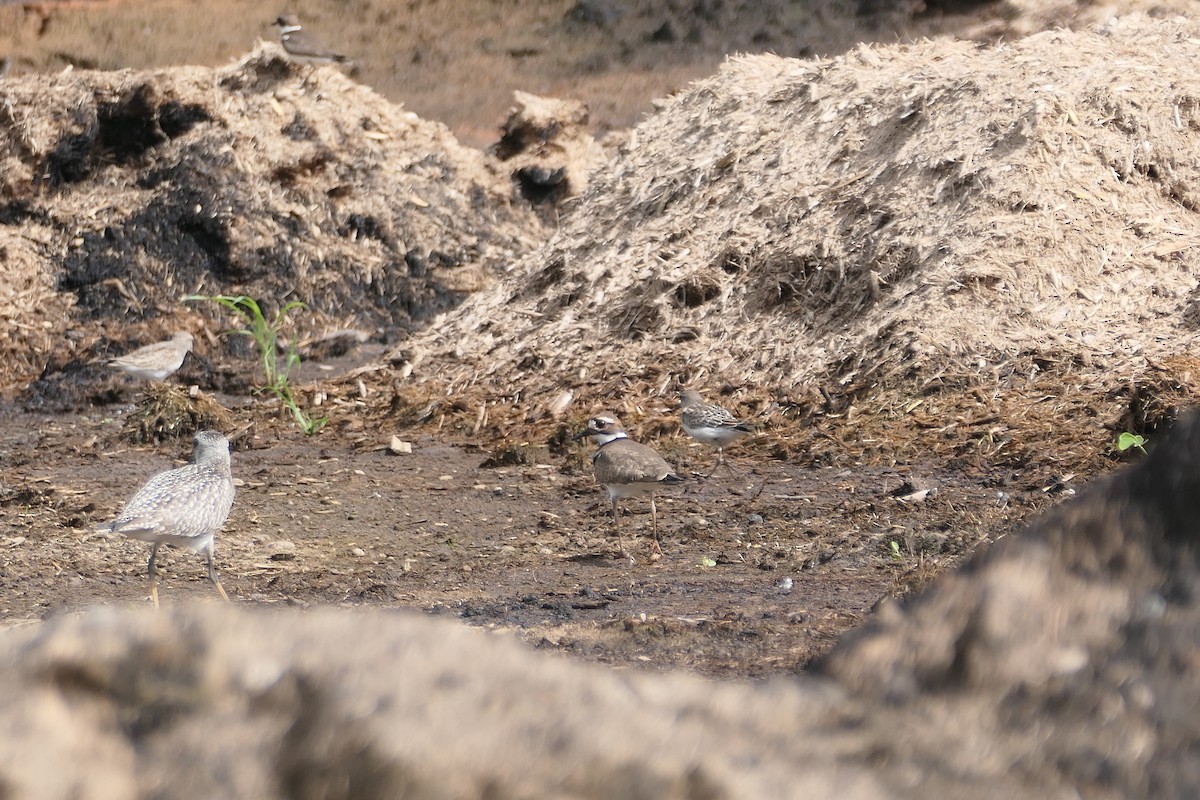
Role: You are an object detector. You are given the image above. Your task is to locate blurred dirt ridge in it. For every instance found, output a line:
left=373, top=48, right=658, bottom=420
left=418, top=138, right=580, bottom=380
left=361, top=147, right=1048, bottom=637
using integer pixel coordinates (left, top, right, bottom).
left=819, top=407, right=1200, bottom=798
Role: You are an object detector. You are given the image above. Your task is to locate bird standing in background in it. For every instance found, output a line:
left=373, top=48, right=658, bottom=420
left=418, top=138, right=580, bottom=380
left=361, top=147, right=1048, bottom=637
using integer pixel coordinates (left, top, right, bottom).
left=679, top=389, right=753, bottom=475
left=96, top=430, right=236, bottom=608
left=107, top=331, right=194, bottom=382
left=573, top=414, right=684, bottom=560
left=273, top=14, right=349, bottom=65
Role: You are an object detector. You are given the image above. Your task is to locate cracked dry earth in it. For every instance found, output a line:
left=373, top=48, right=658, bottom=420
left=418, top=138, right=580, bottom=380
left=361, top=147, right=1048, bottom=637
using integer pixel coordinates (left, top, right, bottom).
left=0, top=402, right=1058, bottom=678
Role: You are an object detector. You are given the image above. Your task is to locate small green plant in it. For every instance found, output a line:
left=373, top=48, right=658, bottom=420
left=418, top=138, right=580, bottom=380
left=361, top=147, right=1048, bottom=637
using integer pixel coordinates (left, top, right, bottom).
left=889, top=540, right=903, bottom=561
left=184, top=294, right=326, bottom=434
left=699, top=556, right=717, bottom=568
left=1116, top=431, right=1147, bottom=455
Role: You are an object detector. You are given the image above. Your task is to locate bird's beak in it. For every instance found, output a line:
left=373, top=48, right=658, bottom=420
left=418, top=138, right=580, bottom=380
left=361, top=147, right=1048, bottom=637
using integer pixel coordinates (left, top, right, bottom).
left=571, top=429, right=590, bottom=441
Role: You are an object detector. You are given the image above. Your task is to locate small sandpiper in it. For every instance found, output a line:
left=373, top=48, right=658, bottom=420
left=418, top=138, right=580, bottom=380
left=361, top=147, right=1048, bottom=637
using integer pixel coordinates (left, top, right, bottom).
left=96, top=430, right=235, bottom=607
left=679, top=389, right=753, bottom=474
left=573, top=414, right=684, bottom=559
left=273, top=14, right=349, bottom=65
left=108, top=331, right=194, bottom=382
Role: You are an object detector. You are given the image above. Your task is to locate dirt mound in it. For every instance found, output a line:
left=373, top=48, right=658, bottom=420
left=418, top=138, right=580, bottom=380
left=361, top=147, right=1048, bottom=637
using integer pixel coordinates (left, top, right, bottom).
left=0, top=44, right=544, bottom=395
left=407, top=14, right=1200, bottom=425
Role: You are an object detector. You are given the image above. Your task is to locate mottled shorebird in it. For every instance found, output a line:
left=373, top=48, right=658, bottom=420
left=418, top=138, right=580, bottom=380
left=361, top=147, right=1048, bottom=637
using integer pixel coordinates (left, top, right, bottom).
left=573, top=414, right=683, bottom=558
left=108, top=331, right=194, bottom=381
left=679, top=389, right=753, bottom=474
left=97, top=430, right=235, bottom=607
left=273, top=14, right=348, bottom=65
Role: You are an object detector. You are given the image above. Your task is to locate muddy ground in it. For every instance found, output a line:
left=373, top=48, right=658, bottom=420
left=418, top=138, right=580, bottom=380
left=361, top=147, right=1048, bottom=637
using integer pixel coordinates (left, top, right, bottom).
left=0, top=375, right=1066, bottom=679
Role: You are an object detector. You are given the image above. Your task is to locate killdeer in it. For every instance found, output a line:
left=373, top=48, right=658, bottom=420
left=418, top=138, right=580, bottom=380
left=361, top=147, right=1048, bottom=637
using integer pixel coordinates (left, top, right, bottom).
left=96, top=431, right=235, bottom=608
left=273, top=14, right=348, bottom=65
left=679, top=389, right=753, bottom=474
left=108, top=331, right=194, bottom=381
left=573, top=414, right=684, bottom=558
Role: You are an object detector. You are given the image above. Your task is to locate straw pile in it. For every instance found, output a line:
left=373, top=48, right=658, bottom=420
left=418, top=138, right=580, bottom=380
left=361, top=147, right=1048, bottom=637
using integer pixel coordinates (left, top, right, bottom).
left=402, top=14, right=1200, bottom=437
left=0, top=43, right=543, bottom=392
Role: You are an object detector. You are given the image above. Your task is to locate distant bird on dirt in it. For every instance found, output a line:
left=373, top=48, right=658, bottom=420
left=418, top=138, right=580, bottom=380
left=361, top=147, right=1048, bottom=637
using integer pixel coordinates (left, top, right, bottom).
left=107, top=331, right=194, bottom=382
left=96, top=430, right=235, bottom=608
left=679, top=389, right=753, bottom=474
left=573, top=414, right=684, bottom=560
left=273, top=14, right=349, bottom=65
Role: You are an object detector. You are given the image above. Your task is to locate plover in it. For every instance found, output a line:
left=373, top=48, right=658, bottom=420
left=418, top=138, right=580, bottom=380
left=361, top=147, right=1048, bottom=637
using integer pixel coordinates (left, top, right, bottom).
left=680, top=389, right=753, bottom=473
left=273, top=14, right=348, bottom=65
left=573, top=414, right=683, bottom=558
left=97, top=430, right=235, bottom=607
left=108, top=331, right=194, bottom=381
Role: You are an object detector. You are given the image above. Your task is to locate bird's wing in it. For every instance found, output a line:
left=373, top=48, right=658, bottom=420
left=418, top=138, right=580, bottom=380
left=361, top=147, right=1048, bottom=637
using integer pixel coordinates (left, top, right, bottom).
left=108, top=469, right=233, bottom=538
left=710, top=406, right=744, bottom=427
left=111, top=339, right=176, bottom=364
left=629, top=443, right=676, bottom=482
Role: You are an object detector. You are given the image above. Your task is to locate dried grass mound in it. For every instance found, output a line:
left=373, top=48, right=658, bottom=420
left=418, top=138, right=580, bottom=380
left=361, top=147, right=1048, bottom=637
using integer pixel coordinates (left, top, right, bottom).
left=121, top=383, right=234, bottom=444
left=0, top=44, right=544, bottom=391
left=411, top=15, right=1200, bottom=415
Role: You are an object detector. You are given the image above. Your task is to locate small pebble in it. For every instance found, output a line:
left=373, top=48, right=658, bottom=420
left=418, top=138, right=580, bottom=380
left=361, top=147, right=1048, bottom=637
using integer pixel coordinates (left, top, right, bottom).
left=747, top=513, right=764, bottom=525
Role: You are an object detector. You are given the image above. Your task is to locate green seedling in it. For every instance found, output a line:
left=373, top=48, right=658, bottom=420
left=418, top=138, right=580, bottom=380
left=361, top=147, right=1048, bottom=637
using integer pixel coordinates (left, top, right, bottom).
left=184, top=294, right=327, bottom=435
left=699, top=556, right=717, bottom=568
left=889, top=540, right=903, bottom=561
left=1116, top=431, right=1147, bottom=455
